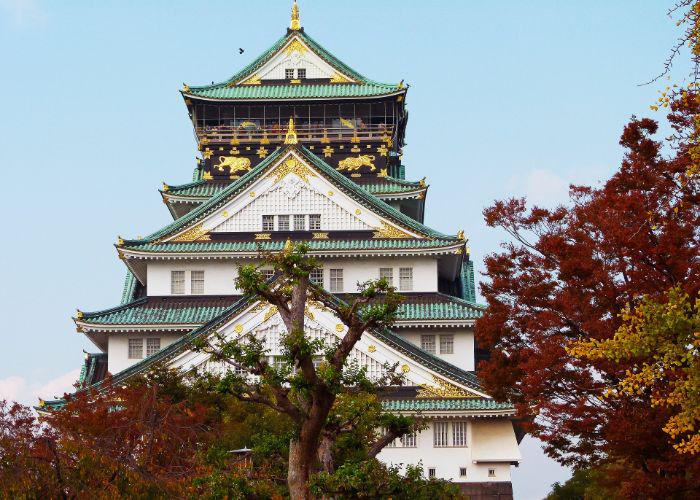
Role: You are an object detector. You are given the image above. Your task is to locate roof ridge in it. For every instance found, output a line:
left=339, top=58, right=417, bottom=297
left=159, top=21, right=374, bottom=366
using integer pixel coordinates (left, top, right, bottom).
left=434, top=291, right=486, bottom=309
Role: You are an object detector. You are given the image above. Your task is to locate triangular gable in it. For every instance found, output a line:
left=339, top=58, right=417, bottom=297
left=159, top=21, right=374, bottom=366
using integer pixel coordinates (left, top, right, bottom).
left=121, top=147, right=456, bottom=247
left=240, top=35, right=357, bottom=84
left=112, top=295, right=489, bottom=398
left=185, top=30, right=379, bottom=96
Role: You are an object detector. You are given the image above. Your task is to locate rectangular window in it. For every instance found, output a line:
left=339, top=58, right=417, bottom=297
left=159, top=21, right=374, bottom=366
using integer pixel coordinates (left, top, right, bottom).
left=440, top=334, right=454, bottom=354
left=128, top=339, right=143, bottom=359
left=400, top=431, right=417, bottom=448
left=428, top=468, right=436, bottom=478
left=278, top=215, right=290, bottom=231
left=399, top=267, right=413, bottom=291
left=459, top=467, right=467, bottom=477
left=297, top=68, right=306, bottom=79
left=191, top=270, right=205, bottom=295
left=146, top=338, right=161, bottom=357
left=379, top=267, right=393, bottom=286
left=261, top=269, right=274, bottom=281
left=293, top=214, right=306, bottom=231
left=310, top=268, right=324, bottom=286
left=262, top=215, right=275, bottom=231
left=285, top=68, right=294, bottom=79
left=421, top=334, right=436, bottom=354
left=309, top=214, right=321, bottom=230
left=488, top=468, right=496, bottom=478
left=452, top=421, right=468, bottom=447
left=171, top=271, right=185, bottom=295
left=433, top=421, right=449, bottom=447
left=329, top=269, right=343, bottom=292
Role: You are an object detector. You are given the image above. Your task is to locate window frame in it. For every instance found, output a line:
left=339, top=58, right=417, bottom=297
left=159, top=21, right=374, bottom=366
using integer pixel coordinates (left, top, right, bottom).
left=262, top=215, right=275, bottom=231
left=293, top=214, right=306, bottom=231
left=146, top=338, right=161, bottom=357
left=421, top=334, right=436, bottom=354
left=439, top=334, right=454, bottom=354
left=309, top=214, right=321, bottom=231
left=297, top=68, right=306, bottom=79
left=399, top=267, right=413, bottom=291
left=171, top=270, right=185, bottom=295
left=310, top=267, right=324, bottom=286
left=329, top=269, right=343, bottom=292
left=285, top=68, right=295, bottom=79
left=433, top=421, right=449, bottom=448
left=190, top=270, right=205, bottom=295
left=452, top=421, right=468, bottom=447
left=128, top=338, right=143, bottom=359
left=277, top=214, right=290, bottom=231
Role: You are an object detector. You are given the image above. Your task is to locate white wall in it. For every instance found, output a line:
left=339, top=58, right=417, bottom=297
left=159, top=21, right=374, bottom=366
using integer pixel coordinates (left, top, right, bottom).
left=147, top=261, right=238, bottom=296
left=377, top=419, right=515, bottom=482
left=146, top=257, right=438, bottom=296
left=107, top=333, right=182, bottom=374
left=399, top=328, right=474, bottom=371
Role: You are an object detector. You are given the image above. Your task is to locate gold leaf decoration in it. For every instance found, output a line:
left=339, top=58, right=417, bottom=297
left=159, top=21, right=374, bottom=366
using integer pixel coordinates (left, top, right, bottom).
left=272, top=158, right=315, bottom=184
left=416, top=375, right=477, bottom=399
left=372, top=222, right=412, bottom=239
left=337, top=155, right=376, bottom=172
left=171, top=223, right=210, bottom=242
left=241, top=74, right=262, bottom=85
left=283, top=38, right=307, bottom=56
left=264, top=306, right=278, bottom=322
left=330, top=72, right=352, bottom=84
left=255, top=233, right=271, bottom=240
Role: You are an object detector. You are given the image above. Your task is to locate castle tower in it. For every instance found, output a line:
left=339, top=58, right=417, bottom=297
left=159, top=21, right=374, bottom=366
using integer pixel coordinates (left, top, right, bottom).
left=50, top=2, right=521, bottom=495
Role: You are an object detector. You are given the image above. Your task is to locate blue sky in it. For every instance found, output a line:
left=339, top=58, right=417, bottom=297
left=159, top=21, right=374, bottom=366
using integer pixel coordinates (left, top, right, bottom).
left=0, top=1, right=689, bottom=498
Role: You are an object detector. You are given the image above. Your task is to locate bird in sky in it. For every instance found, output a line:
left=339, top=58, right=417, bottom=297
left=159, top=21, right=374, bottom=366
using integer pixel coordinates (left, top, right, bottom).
left=239, top=48, right=245, bottom=54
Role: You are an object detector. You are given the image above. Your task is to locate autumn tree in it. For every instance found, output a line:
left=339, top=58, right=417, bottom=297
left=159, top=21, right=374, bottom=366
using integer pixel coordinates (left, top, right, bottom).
left=475, top=89, right=699, bottom=495
left=192, top=242, right=417, bottom=499
left=569, top=287, right=700, bottom=455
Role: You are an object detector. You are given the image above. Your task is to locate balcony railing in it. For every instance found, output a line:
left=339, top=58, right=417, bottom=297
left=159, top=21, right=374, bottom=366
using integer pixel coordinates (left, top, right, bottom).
left=197, top=124, right=394, bottom=144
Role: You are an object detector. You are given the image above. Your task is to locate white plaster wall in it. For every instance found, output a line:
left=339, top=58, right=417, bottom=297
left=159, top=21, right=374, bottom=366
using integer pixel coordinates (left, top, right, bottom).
left=147, top=261, right=238, bottom=296
left=398, top=328, right=475, bottom=371
left=107, top=333, right=182, bottom=374
left=377, top=420, right=514, bottom=482
left=145, top=257, right=438, bottom=296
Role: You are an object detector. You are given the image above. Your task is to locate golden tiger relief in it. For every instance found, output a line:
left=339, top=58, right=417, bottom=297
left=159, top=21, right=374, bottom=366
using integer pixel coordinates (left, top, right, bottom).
left=337, top=155, right=376, bottom=172
left=216, top=156, right=252, bottom=174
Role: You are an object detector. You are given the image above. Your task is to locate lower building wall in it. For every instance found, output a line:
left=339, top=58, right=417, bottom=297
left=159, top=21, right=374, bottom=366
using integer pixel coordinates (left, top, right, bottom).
left=107, top=333, right=183, bottom=374
left=376, top=419, right=516, bottom=483
left=457, top=481, right=513, bottom=500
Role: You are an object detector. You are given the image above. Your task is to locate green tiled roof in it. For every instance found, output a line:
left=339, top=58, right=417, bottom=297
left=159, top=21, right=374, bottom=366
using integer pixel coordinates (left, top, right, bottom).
left=123, top=146, right=457, bottom=247
left=164, top=176, right=423, bottom=200
left=81, top=297, right=233, bottom=326
left=187, top=83, right=401, bottom=100
left=120, top=271, right=139, bottom=305
left=185, top=31, right=402, bottom=101
left=123, top=239, right=460, bottom=254
left=382, top=398, right=514, bottom=412
left=79, top=293, right=482, bottom=327
left=398, top=294, right=484, bottom=321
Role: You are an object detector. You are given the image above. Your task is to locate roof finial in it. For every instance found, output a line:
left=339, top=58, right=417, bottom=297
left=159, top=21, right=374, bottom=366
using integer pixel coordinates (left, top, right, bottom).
left=290, top=0, right=301, bottom=30
left=285, top=117, right=298, bottom=144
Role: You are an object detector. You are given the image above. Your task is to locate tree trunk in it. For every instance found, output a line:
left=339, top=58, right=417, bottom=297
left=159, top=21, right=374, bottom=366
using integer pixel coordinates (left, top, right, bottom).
left=317, top=433, right=335, bottom=474
left=288, top=438, right=313, bottom=500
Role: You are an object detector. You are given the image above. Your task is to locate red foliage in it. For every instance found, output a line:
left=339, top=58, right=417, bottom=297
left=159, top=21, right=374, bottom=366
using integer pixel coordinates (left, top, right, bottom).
left=476, top=95, right=700, bottom=497
left=0, top=376, right=214, bottom=497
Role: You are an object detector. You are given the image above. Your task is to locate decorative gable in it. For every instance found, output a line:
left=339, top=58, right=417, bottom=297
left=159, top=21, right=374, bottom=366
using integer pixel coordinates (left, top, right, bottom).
left=238, top=35, right=356, bottom=84
left=166, top=150, right=421, bottom=239
left=212, top=178, right=371, bottom=232
left=165, top=300, right=487, bottom=398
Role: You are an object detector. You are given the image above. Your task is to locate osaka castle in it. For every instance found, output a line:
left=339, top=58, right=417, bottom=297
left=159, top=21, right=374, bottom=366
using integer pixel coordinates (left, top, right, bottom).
left=46, top=1, right=522, bottom=495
